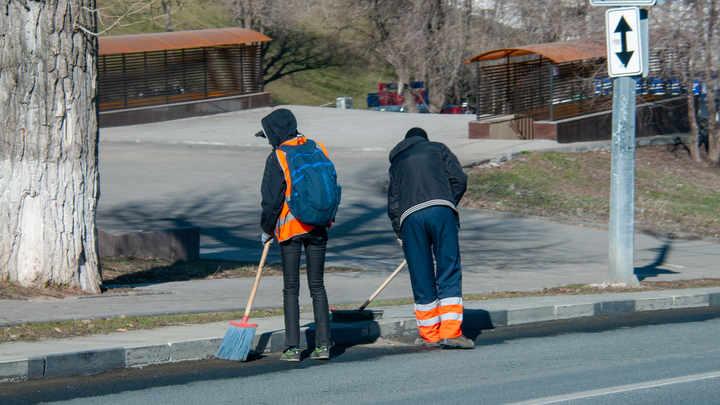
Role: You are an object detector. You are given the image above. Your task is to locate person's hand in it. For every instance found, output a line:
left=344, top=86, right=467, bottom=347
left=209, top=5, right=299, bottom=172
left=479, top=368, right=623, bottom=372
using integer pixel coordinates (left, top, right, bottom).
left=262, top=232, right=272, bottom=245
left=397, top=238, right=402, bottom=247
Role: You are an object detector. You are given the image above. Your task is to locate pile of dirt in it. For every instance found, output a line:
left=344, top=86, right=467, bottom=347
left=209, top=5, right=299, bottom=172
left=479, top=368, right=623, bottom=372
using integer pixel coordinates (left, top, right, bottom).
left=0, top=283, right=90, bottom=301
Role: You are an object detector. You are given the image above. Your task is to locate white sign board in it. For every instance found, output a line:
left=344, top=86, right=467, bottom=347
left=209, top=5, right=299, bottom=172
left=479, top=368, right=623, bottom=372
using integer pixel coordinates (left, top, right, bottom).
left=590, top=0, right=656, bottom=5
left=606, top=7, right=643, bottom=77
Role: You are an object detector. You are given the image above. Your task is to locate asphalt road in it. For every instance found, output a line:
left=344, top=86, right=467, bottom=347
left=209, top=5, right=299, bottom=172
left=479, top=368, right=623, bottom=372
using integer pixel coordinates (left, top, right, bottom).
left=5, top=307, right=720, bottom=405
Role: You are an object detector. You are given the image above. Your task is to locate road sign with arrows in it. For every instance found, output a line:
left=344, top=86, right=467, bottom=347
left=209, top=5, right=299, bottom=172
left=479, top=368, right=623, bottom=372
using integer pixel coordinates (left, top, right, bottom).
left=605, top=7, right=643, bottom=77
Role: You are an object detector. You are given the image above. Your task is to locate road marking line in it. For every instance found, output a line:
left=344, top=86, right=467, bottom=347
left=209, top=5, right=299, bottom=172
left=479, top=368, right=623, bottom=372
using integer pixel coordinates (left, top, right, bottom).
left=658, top=263, right=684, bottom=268
left=504, top=371, right=720, bottom=405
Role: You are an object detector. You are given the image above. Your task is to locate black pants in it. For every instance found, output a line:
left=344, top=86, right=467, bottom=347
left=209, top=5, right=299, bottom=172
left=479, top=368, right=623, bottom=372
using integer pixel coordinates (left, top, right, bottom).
left=279, top=227, right=331, bottom=348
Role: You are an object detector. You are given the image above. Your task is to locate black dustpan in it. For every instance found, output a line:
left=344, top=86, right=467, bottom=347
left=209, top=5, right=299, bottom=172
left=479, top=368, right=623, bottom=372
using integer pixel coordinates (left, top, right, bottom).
left=330, top=260, right=407, bottom=323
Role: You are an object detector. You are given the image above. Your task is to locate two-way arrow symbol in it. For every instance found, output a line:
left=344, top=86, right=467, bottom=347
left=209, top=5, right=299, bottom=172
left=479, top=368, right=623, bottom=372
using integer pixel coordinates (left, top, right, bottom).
left=614, top=16, right=634, bottom=67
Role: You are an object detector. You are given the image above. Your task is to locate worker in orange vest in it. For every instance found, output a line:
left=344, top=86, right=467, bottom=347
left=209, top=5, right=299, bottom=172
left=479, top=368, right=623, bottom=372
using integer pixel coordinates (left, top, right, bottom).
left=388, top=127, right=473, bottom=349
left=257, top=108, right=334, bottom=361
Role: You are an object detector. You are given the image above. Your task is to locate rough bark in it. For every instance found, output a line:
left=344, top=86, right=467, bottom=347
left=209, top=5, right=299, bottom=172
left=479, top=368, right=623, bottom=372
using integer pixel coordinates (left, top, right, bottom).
left=706, top=74, right=720, bottom=164
left=703, top=0, right=720, bottom=164
left=685, top=91, right=702, bottom=162
left=0, top=0, right=102, bottom=293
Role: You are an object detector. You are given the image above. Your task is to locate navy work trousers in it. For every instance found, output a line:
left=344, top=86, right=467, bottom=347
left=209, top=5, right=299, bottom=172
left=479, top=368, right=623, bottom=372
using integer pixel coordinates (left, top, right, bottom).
left=401, top=206, right=462, bottom=305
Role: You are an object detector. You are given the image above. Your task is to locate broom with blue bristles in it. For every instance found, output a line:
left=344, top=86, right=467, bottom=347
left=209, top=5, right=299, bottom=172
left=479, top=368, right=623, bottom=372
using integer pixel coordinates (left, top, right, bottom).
left=216, top=239, right=273, bottom=361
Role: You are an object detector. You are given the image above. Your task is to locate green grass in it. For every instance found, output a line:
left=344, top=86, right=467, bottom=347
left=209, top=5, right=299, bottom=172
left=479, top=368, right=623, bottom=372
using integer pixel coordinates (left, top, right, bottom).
left=97, top=0, right=235, bottom=36
left=0, top=309, right=282, bottom=343
left=464, top=148, right=720, bottom=237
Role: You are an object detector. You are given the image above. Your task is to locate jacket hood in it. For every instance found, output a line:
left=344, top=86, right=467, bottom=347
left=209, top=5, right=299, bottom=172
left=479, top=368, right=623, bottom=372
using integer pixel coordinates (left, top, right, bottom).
left=389, top=136, right=427, bottom=163
left=260, top=109, right=298, bottom=148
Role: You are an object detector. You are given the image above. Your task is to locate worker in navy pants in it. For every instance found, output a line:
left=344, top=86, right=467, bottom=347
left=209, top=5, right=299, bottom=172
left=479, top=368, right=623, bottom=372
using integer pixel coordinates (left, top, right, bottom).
left=402, top=206, right=462, bottom=306
left=388, top=127, right=473, bottom=349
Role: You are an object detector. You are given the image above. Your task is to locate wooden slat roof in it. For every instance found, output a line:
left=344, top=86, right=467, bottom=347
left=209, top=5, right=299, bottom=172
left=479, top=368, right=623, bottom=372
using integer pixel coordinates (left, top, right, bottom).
left=99, top=27, right=272, bottom=55
left=464, top=39, right=606, bottom=64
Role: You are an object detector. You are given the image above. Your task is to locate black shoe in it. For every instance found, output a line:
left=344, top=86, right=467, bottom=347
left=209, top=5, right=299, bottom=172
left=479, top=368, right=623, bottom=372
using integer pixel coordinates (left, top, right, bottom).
left=440, top=335, right=474, bottom=349
left=414, top=337, right=441, bottom=347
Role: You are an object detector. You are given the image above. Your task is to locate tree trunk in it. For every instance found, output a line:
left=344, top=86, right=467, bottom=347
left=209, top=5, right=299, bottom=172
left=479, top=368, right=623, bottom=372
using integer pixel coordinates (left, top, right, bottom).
left=705, top=0, right=720, bottom=164
left=682, top=78, right=702, bottom=162
left=0, top=0, right=102, bottom=293
left=707, top=84, right=720, bottom=163
left=162, top=0, right=173, bottom=32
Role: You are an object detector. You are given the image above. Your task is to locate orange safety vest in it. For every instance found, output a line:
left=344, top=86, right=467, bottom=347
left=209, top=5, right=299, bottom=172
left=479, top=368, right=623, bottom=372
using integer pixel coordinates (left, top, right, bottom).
left=274, top=136, right=331, bottom=242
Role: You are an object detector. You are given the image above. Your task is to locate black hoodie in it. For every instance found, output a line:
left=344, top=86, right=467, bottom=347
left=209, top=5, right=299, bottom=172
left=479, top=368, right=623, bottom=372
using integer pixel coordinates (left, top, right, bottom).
left=387, top=133, right=467, bottom=237
left=260, top=109, right=301, bottom=234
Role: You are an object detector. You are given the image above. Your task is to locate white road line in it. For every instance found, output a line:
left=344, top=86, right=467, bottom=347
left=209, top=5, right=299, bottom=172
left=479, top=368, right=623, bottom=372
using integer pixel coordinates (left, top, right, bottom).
left=505, top=371, right=720, bottom=405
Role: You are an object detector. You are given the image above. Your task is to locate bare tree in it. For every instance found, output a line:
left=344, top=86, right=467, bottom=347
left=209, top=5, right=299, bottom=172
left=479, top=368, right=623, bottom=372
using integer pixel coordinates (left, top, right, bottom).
left=231, top=0, right=350, bottom=84
left=654, top=0, right=720, bottom=164
left=515, top=0, right=603, bottom=43
left=1, top=0, right=102, bottom=292
left=94, top=0, right=185, bottom=34
left=358, top=0, right=473, bottom=113
left=233, top=0, right=267, bottom=32
left=700, top=0, right=720, bottom=163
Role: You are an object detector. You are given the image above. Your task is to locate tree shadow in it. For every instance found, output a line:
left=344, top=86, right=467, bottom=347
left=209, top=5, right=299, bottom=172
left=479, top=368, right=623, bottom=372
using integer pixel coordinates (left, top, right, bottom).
left=634, top=242, right=680, bottom=281
left=101, top=257, right=269, bottom=286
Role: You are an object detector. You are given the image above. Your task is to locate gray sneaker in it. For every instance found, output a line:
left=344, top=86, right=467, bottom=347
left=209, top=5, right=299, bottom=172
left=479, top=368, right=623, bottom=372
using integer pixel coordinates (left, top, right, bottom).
left=310, top=346, right=330, bottom=360
left=414, top=337, right=441, bottom=347
left=280, top=347, right=301, bottom=361
left=440, top=335, right=474, bottom=349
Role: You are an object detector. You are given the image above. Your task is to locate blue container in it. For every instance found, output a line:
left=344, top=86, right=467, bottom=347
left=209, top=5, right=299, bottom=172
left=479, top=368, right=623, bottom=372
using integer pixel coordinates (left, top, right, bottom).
left=367, top=93, right=380, bottom=108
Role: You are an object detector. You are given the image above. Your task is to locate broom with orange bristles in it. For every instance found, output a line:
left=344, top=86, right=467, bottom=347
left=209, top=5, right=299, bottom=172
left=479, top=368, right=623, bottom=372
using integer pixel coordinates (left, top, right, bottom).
left=216, top=240, right=273, bottom=361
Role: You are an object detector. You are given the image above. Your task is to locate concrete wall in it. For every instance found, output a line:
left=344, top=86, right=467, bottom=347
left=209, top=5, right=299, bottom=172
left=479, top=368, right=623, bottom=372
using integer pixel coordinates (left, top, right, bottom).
left=98, top=227, right=200, bottom=261
left=99, top=92, right=271, bottom=128
left=470, top=97, right=691, bottom=144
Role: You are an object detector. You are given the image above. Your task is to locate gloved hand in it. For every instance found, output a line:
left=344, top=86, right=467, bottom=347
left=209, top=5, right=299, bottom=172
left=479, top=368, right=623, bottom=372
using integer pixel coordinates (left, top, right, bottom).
left=397, top=238, right=402, bottom=247
left=261, top=232, right=272, bottom=245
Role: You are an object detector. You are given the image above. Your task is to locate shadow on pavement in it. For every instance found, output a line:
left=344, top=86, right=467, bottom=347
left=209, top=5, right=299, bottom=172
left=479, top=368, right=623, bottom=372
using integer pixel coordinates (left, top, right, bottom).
left=634, top=243, right=680, bottom=281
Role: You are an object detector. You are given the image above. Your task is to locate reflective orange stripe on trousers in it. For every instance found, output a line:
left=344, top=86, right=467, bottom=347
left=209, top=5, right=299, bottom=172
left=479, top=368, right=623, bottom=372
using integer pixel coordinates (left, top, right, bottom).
left=414, top=301, right=440, bottom=343
left=438, top=297, right=463, bottom=339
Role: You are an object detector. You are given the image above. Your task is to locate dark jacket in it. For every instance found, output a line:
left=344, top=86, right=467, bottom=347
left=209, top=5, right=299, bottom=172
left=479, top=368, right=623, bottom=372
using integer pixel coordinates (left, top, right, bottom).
left=387, top=136, right=467, bottom=237
left=260, top=109, right=299, bottom=235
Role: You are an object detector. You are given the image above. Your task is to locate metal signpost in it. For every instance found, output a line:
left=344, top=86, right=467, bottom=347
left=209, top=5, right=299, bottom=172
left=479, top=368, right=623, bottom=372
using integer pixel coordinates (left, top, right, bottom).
left=592, top=1, right=660, bottom=285
left=590, top=0, right=660, bottom=5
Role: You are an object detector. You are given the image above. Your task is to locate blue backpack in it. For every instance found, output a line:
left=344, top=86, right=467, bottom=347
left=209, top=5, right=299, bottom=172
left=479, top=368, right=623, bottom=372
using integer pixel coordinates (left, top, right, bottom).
left=277, top=138, right=341, bottom=227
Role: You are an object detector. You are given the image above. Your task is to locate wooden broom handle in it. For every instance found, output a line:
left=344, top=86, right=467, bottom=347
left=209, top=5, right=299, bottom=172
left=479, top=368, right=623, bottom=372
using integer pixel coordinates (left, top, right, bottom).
left=244, top=240, right=273, bottom=318
left=358, top=260, right=407, bottom=311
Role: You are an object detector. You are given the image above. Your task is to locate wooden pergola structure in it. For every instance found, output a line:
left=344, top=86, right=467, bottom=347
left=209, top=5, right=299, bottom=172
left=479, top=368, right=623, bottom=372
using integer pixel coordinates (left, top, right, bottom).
left=464, top=39, right=686, bottom=142
left=97, top=27, right=272, bottom=127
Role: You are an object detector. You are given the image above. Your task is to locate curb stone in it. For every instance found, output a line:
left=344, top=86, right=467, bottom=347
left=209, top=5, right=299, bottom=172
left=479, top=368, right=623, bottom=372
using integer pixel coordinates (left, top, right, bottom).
left=2, top=290, right=719, bottom=382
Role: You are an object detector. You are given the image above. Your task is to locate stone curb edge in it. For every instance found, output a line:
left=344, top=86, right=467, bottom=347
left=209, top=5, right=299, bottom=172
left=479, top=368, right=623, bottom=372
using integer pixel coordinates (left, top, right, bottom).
left=3, top=291, right=719, bottom=382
